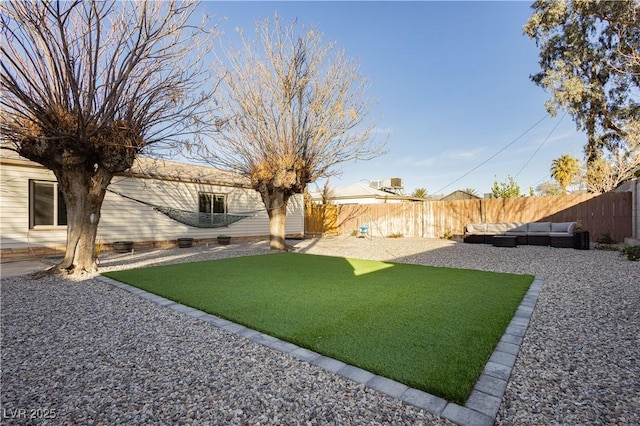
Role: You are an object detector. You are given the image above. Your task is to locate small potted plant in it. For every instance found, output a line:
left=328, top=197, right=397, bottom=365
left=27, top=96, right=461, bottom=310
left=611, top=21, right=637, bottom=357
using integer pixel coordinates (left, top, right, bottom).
left=217, top=235, right=231, bottom=245
left=177, top=237, right=194, bottom=248
left=113, top=241, right=133, bottom=253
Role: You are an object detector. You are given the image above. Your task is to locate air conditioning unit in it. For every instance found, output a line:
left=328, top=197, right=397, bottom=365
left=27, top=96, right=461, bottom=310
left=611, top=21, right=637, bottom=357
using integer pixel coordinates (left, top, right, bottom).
left=382, top=178, right=403, bottom=189
left=390, top=177, right=403, bottom=189
left=369, top=180, right=382, bottom=189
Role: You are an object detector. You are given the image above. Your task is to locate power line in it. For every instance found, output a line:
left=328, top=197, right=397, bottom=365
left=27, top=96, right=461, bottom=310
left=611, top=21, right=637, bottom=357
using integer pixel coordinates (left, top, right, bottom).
left=531, top=174, right=550, bottom=188
left=433, top=113, right=549, bottom=195
left=513, top=111, right=567, bottom=180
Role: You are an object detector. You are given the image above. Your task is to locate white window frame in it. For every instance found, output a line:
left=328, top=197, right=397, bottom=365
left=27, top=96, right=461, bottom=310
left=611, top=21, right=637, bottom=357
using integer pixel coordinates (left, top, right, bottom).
left=198, top=192, right=227, bottom=225
left=198, top=192, right=227, bottom=214
left=29, top=180, right=67, bottom=229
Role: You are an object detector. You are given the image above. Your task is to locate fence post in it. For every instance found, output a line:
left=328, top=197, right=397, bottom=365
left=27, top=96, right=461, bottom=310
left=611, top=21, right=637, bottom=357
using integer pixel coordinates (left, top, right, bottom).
left=631, top=178, right=639, bottom=241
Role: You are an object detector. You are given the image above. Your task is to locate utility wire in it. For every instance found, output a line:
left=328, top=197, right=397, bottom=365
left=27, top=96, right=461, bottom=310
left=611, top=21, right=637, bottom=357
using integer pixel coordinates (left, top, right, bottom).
left=433, top=113, right=549, bottom=195
left=513, top=111, right=567, bottom=180
left=531, top=174, right=550, bottom=188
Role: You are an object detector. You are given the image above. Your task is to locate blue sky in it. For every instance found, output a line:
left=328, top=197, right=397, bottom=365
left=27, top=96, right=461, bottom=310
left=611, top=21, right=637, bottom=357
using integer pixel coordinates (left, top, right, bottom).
left=201, top=1, right=586, bottom=196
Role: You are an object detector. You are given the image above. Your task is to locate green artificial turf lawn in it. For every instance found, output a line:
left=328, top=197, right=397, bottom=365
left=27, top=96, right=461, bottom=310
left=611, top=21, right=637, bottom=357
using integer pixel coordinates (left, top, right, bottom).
left=104, top=252, right=533, bottom=404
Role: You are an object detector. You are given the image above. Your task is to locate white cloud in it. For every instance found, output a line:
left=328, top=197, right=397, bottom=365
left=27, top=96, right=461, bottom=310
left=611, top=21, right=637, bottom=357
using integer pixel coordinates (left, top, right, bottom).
left=441, top=147, right=486, bottom=160
left=413, top=157, right=437, bottom=166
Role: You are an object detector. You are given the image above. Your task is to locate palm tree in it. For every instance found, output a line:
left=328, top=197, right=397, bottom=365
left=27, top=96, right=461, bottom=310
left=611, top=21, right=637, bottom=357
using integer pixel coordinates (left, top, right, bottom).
left=462, top=187, right=479, bottom=196
left=412, top=187, right=429, bottom=199
left=550, top=154, right=581, bottom=193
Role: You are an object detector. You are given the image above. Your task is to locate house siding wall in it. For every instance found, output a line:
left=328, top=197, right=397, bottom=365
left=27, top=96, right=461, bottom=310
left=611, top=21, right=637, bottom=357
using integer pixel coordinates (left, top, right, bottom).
left=1, top=161, right=69, bottom=251
left=1, top=159, right=304, bottom=256
left=617, top=177, right=639, bottom=242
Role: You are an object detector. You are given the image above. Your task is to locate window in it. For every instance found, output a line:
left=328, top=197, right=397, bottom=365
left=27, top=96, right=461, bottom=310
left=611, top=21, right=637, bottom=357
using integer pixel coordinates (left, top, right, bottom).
left=199, top=193, right=226, bottom=214
left=29, top=180, right=67, bottom=228
left=198, top=192, right=226, bottom=224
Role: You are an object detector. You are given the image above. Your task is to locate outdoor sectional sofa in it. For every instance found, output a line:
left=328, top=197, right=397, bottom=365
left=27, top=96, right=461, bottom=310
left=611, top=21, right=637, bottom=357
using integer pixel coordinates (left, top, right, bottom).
left=463, top=221, right=577, bottom=247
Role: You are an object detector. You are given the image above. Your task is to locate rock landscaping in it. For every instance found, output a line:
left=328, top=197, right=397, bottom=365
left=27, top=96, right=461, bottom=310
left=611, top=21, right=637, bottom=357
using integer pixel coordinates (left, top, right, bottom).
left=1, top=237, right=638, bottom=425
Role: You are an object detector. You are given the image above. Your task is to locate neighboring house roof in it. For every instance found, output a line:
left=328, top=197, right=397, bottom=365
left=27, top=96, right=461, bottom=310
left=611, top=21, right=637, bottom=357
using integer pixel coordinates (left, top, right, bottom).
left=310, top=182, right=420, bottom=204
left=439, top=190, right=482, bottom=201
left=332, top=182, right=394, bottom=198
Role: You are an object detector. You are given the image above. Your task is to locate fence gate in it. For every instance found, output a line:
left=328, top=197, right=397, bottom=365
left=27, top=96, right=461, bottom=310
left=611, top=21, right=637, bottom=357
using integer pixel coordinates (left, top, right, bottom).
left=305, top=204, right=338, bottom=236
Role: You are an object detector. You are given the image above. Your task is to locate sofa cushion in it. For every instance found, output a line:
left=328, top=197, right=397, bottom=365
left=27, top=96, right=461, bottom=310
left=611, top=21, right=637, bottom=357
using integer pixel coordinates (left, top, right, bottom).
left=549, top=232, right=572, bottom=237
left=505, top=222, right=527, bottom=235
left=486, top=223, right=509, bottom=234
left=508, top=222, right=527, bottom=231
left=466, top=223, right=487, bottom=234
left=527, top=222, right=551, bottom=234
left=551, top=222, right=576, bottom=234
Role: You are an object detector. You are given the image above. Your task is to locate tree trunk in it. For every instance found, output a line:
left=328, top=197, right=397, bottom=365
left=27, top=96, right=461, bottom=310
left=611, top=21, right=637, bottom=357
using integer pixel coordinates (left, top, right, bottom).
left=54, top=166, right=114, bottom=274
left=259, top=185, right=292, bottom=250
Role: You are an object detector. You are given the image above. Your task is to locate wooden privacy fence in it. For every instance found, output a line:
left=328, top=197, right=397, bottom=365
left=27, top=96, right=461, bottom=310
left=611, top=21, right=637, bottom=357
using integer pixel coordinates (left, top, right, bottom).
left=305, top=192, right=633, bottom=243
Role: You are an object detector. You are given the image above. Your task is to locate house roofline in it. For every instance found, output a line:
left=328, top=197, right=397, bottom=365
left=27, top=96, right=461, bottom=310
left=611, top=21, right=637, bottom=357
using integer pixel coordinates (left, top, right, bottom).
left=0, top=153, right=252, bottom=190
left=310, top=194, right=425, bottom=203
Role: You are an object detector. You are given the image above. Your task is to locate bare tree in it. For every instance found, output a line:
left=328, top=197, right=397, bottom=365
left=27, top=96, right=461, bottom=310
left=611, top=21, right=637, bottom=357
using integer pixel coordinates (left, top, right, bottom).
left=192, top=15, right=384, bottom=250
left=319, top=179, right=335, bottom=205
left=1, top=0, right=217, bottom=274
left=535, top=181, right=563, bottom=196
left=586, top=122, right=640, bottom=193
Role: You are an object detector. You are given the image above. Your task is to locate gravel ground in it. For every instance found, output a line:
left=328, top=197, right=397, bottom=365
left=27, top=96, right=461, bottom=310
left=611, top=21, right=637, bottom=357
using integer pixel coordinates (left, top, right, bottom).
left=1, top=237, right=638, bottom=425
